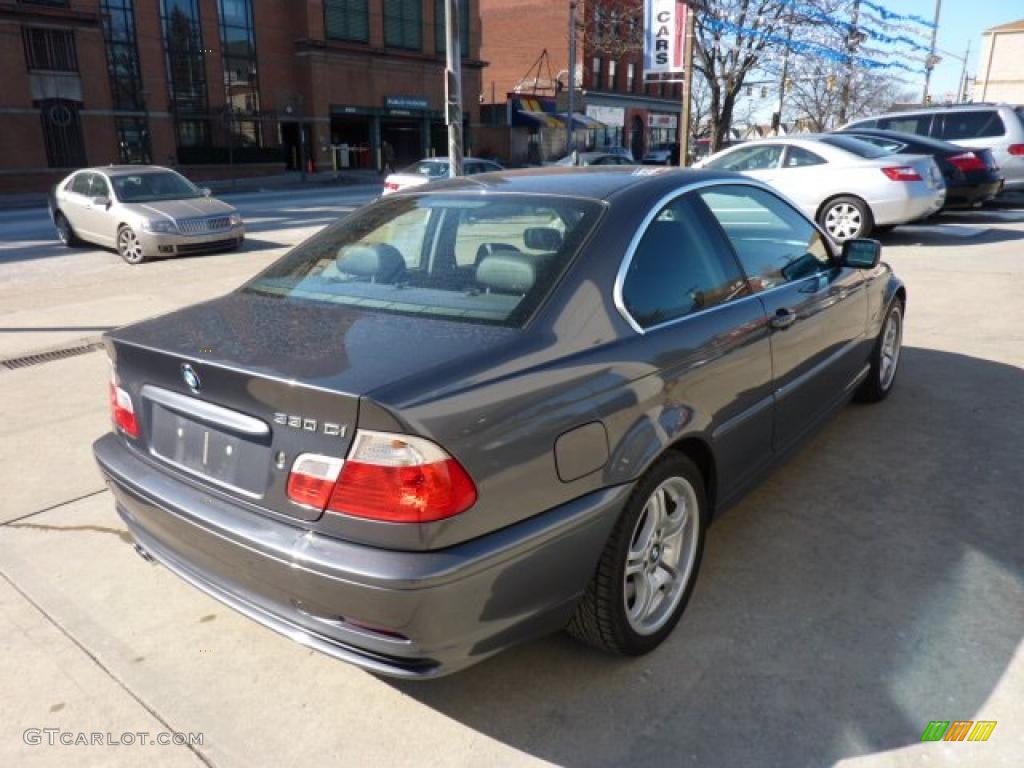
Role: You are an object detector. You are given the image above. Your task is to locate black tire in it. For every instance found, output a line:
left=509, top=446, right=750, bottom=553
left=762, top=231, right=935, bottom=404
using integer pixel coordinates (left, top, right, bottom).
left=567, top=452, right=707, bottom=656
left=818, top=195, right=873, bottom=241
left=873, top=224, right=895, bottom=234
left=54, top=211, right=81, bottom=247
left=117, top=225, right=147, bottom=265
left=855, top=299, right=904, bottom=403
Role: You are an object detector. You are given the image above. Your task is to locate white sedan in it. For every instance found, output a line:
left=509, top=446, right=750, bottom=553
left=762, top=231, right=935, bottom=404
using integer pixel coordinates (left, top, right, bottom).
left=382, top=158, right=504, bottom=195
left=696, top=135, right=946, bottom=240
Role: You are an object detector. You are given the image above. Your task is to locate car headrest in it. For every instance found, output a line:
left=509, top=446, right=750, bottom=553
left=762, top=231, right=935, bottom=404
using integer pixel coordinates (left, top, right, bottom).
left=474, top=242, right=519, bottom=267
left=336, top=243, right=406, bottom=283
left=524, top=227, right=563, bottom=252
left=476, top=253, right=537, bottom=294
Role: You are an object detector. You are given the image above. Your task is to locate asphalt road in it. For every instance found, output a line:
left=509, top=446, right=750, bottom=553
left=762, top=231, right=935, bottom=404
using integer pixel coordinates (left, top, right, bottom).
left=0, top=191, right=1021, bottom=768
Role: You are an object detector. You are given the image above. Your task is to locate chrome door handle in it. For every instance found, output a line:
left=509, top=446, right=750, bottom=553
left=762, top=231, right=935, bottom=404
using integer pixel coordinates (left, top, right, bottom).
left=771, top=308, right=797, bottom=330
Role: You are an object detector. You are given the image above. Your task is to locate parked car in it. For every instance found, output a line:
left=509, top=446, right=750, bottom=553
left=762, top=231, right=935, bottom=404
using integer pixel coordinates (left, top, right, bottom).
left=94, top=167, right=905, bottom=678
left=842, top=103, right=1024, bottom=194
left=696, top=135, right=946, bottom=241
left=553, top=151, right=635, bottom=167
left=642, top=142, right=679, bottom=165
left=382, top=157, right=504, bottom=195
left=836, top=127, right=1003, bottom=208
left=603, top=145, right=635, bottom=162
left=49, top=166, right=244, bottom=264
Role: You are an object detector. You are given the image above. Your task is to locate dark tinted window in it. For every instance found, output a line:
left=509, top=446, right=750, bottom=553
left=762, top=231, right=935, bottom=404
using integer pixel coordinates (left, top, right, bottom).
left=783, top=146, right=826, bottom=167
left=876, top=114, right=932, bottom=136
left=937, top=111, right=1006, bottom=140
left=70, top=173, right=92, bottom=195
left=818, top=135, right=889, bottom=158
left=89, top=175, right=111, bottom=198
left=621, top=195, right=749, bottom=329
left=246, top=194, right=603, bottom=327
left=845, top=119, right=878, bottom=129
left=699, top=185, right=832, bottom=291
left=845, top=134, right=905, bottom=153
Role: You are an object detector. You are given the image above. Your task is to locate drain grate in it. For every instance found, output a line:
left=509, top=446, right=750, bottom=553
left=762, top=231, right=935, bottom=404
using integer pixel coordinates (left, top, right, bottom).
left=1, top=342, right=103, bottom=371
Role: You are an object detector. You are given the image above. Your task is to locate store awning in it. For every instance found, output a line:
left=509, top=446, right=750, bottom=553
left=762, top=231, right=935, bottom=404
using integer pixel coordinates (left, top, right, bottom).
left=558, top=112, right=606, bottom=130
left=517, top=110, right=564, bottom=129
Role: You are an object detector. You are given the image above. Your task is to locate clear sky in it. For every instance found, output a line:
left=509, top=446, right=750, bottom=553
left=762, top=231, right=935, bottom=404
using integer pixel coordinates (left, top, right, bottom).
left=881, top=0, right=1024, bottom=99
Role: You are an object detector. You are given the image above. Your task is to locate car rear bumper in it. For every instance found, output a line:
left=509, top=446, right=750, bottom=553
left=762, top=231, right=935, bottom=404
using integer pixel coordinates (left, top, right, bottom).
left=93, top=432, right=628, bottom=678
left=872, top=184, right=945, bottom=225
left=138, top=225, right=245, bottom=257
left=943, top=180, right=1003, bottom=208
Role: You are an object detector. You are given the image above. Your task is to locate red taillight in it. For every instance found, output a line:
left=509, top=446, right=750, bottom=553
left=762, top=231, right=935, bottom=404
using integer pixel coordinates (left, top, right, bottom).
left=383, top=181, right=400, bottom=192
left=109, top=381, right=138, bottom=438
left=286, top=454, right=343, bottom=510
left=327, top=431, right=476, bottom=523
left=1008, top=144, right=1024, bottom=157
left=947, top=152, right=987, bottom=172
left=881, top=166, right=922, bottom=181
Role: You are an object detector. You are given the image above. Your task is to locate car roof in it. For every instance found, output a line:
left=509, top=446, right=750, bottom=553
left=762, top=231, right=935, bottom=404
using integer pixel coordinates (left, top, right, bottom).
left=855, top=103, right=1018, bottom=120
left=837, top=127, right=964, bottom=151
left=413, top=166, right=742, bottom=202
left=90, top=165, right=177, bottom=178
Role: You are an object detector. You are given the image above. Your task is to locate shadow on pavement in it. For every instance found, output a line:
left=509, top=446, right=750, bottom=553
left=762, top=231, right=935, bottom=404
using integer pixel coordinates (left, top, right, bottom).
left=391, top=347, right=1023, bottom=767
left=879, top=225, right=1024, bottom=247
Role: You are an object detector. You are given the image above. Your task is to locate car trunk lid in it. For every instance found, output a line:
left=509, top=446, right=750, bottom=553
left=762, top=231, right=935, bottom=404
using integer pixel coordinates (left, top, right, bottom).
left=108, top=291, right=516, bottom=521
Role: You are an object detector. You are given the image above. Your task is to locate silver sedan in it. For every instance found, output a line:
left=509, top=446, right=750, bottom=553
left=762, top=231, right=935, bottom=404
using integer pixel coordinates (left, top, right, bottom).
left=696, top=135, right=946, bottom=241
left=50, top=166, right=244, bottom=264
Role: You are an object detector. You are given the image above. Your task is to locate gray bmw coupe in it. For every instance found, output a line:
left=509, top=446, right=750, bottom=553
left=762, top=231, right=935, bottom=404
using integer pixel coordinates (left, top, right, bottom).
left=94, top=167, right=905, bottom=677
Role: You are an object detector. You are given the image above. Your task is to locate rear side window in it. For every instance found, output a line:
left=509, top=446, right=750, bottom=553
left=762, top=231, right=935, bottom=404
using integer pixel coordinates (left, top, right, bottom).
left=819, top=135, right=889, bottom=158
left=936, top=111, right=1006, bottom=140
left=246, top=194, right=603, bottom=327
left=620, top=195, right=749, bottom=329
left=69, top=173, right=92, bottom=195
left=705, top=145, right=784, bottom=171
left=699, top=185, right=832, bottom=291
left=877, top=114, right=932, bottom=136
left=783, top=146, right=826, bottom=167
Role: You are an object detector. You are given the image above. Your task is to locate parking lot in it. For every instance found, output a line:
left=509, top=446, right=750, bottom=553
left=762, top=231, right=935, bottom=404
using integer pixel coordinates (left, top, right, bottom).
left=1, top=187, right=1021, bottom=767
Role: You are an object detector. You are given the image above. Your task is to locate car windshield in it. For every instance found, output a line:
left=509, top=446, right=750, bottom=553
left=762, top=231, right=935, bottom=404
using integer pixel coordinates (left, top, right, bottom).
left=819, top=135, right=889, bottom=158
left=111, top=171, right=202, bottom=203
left=245, top=194, right=604, bottom=327
left=403, top=161, right=449, bottom=178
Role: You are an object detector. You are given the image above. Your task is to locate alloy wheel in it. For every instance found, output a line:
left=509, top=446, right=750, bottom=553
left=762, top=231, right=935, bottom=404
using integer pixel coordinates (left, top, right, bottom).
left=824, top=203, right=863, bottom=241
left=623, top=476, right=700, bottom=636
left=879, top=305, right=903, bottom=390
left=118, top=228, right=144, bottom=264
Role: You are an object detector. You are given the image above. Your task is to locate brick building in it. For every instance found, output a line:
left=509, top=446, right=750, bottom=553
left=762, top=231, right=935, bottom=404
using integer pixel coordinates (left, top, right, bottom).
left=0, top=0, right=484, bottom=192
left=478, top=0, right=682, bottom=162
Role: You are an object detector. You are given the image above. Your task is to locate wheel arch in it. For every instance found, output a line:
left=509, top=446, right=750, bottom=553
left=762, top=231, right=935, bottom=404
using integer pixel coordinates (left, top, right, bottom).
left=665, top=436, right=717, bottom=519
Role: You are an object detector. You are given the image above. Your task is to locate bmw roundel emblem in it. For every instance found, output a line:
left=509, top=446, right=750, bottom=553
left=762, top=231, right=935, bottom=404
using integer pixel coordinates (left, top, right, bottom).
left=181, top=363, right=201, bottom=393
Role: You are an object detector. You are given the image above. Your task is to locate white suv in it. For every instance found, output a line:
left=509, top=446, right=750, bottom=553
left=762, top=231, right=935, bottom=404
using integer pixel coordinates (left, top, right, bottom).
left=843, top=104, right=1024, bottom=193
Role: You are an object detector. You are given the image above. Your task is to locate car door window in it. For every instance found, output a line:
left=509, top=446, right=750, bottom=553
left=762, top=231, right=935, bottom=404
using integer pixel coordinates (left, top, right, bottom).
left=70, top=173, right=92, bottom=196
left=877, top=114, right=931, bottom=136
left=706, top=145, right=783, bottom=172
left=89, top=175, right=111, bottom=200
left=698, top=185, right=833, bottom=291
left=620, top=195, right=750, bottom=329
left=936, top=111, right=1006, bottom=140
left=783, top=146, right=826, bottom=167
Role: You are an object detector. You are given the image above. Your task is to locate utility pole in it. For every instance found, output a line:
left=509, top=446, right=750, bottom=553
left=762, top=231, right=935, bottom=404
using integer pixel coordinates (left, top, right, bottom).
left=957, top=39, right=971, bottom=103
left=922, top=0, right=942, bottom=104
left=773, top=25, right=793, bottom=135
left=445, top=0, right=464, bottom=177
left=679, top=1, right=695, bottom=166
left=567, top=1, right=577, bottom=155
left=838, top=0, right=861, bottom=126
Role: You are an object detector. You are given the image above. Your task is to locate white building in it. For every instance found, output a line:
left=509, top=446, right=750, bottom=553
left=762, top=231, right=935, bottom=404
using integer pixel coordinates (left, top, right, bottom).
left=974, top=19, right=1024, bottom=103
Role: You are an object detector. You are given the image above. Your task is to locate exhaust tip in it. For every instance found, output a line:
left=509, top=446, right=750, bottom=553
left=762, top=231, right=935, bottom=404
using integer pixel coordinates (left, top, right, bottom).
left=133, top=543, right=156, bottom=563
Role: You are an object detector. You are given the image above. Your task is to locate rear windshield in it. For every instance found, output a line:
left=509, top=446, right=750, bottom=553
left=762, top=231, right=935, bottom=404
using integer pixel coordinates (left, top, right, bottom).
left=818, top=135, right=890, bottom=158
left=111, top=171, right=201, bottom=202
left=403, top=161, right=448, bottom=178
left=245, top=194, right=603, bottom=327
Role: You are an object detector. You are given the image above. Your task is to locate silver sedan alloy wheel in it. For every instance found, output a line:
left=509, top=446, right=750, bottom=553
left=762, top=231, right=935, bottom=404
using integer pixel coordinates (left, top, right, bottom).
left=624, top=476, right=700, bottom=635
left=823, top=202, right=863, bottom=241
left=118, top=227, right=144, bottom=263
left=879, top=304, right=903, bottom=390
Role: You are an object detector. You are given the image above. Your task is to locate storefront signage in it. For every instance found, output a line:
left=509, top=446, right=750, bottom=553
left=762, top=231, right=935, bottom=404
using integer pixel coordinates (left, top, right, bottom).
left=643, top=0, right=686, bottom=75
left=586, top=105, right=625, bottom=127
left=648, top=113, right=678, bottom=129
left=385, top=96, right=429, bottom=111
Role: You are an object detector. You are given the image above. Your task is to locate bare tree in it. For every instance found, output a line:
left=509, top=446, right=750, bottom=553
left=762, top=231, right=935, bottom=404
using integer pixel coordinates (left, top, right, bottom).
left=785, top=58, right=915, bottom=131
left=582, top=0, right=644, bottom=59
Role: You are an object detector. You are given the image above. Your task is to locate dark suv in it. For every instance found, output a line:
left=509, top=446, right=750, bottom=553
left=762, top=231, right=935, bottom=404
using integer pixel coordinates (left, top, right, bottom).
left=843, top=104, right=1024, bottom=193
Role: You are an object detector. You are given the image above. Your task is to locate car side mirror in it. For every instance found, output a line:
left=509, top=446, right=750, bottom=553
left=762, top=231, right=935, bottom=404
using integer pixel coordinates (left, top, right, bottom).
left=91, top=195, right=111, bottom=208
left=841, top=238, right=881, bottom=269
left=200, top=187, right=212, bottom=197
